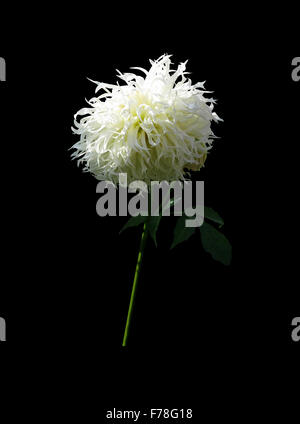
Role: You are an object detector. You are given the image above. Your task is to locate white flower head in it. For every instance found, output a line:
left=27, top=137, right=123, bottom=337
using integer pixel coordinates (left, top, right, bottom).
left=71, top=54, right=221, bottom=185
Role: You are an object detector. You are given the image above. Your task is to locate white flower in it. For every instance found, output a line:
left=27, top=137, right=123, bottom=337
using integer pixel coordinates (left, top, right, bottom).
left=71, top=54, right=221, bottom=185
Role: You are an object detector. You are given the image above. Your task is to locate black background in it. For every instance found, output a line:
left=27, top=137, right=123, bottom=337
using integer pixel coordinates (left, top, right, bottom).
left=0, top=7, right=299, bottom=418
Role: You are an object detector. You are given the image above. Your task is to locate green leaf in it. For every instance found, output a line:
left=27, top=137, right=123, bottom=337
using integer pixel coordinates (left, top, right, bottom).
left=119, top=215, right=147, bottom=234
left=170, top=216, right=196, bottom=250
left=120, top=215, right=162, bottom=247
left=200, top=222, right=232, bottom=266
left=204, top=207, right=224, bottom=227
left=161, top=196, right=182, bottom=215
left=147, top=215, right=162, bottom=247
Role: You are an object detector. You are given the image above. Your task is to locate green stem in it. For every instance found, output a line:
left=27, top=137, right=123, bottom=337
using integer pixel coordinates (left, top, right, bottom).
left=122, top=222, right=149, bottom=347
